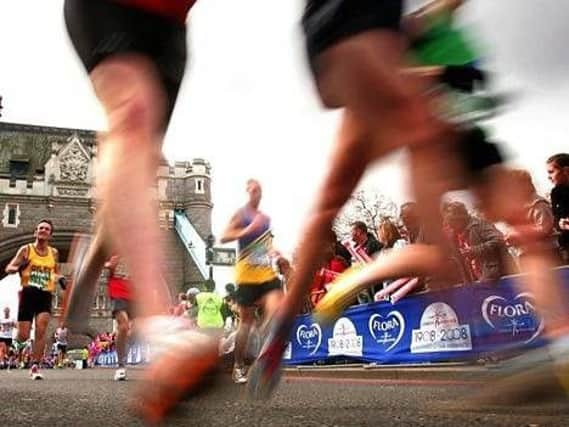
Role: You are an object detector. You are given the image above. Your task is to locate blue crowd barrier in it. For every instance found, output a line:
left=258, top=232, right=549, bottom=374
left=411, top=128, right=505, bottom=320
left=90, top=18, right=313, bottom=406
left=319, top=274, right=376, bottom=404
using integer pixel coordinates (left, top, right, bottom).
left=283, top=267, right=569, bottom=365
left=95, top=343, right=151, bottom=366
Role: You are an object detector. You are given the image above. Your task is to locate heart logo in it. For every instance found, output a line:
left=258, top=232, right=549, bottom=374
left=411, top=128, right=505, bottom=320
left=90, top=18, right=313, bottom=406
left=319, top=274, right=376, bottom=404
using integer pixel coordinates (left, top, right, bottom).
left=368, top=311, right=405, bottom=352
left=296, top=323, right=322, bottom=355
left=481, top=292, right=543, bottom=343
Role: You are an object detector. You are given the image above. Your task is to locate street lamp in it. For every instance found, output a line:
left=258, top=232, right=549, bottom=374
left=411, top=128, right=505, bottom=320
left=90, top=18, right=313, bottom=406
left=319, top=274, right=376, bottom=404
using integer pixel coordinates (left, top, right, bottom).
left=205, top=234, right=215, bottom=281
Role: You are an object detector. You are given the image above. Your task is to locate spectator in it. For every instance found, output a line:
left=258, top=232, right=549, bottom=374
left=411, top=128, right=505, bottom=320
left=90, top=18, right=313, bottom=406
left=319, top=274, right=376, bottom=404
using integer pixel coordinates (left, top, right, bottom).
left=400, top=202, right=425, bottom=243
left=221, top=293, right=238, bottom=333
left=504, top=169, right=559, bottom=260
left=225, top=283, right=236, bottom=299
left=377, top=219, right=407, bottom=251
left=348, top=222, right=382, bottom=304
left=331, top=230, right=352, bottom=267
left=185, top=287, right=201, bottom=324
left=350, top=221, right=383, bottom=258
left=445, top=202, right=517, bottom=282
left=376, top=218, right=438, bottom=299
left=172, top=293, right=188, bottom=317
left=546, top=153, right=569, bottom=264
left=309, top=235, right=349, bottom=308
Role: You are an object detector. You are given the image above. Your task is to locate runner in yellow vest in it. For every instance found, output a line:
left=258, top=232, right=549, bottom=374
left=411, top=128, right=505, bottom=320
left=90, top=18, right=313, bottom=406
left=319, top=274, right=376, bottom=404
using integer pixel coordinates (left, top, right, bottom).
left=5, top=219, right=62, bottom=380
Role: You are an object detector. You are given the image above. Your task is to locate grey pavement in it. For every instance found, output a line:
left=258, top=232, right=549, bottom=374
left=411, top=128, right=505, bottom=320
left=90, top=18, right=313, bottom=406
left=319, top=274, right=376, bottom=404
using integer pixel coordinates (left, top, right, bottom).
left=1, top=367, right=568, bottom=427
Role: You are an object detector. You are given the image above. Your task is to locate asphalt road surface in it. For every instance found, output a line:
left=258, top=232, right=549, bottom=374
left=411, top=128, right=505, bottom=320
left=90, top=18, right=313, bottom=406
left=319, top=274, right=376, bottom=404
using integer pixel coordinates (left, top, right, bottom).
left=1, top=367, right=568, bottom=426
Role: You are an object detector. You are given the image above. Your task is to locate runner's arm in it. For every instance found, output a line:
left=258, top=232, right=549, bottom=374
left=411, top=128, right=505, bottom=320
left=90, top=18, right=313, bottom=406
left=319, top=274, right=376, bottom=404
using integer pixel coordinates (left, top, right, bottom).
left=4, top=245, right=29, bottom=274
left=220, top=211, right=264, bottom=243
left=220, top=212, right=244, bottom=243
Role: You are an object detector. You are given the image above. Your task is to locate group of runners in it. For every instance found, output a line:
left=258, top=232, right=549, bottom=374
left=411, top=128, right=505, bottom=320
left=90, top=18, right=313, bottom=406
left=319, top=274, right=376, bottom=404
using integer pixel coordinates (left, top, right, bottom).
left=2, top=0, right=569, bottom=423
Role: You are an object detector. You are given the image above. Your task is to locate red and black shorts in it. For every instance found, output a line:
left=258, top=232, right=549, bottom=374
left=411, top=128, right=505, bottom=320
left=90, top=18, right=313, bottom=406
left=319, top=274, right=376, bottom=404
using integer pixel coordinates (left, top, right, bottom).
left=63, top=0, right=187, bottom=130
left=111, top=298, right=135, bottom=319
left=17, top=286, right=53, bottom=322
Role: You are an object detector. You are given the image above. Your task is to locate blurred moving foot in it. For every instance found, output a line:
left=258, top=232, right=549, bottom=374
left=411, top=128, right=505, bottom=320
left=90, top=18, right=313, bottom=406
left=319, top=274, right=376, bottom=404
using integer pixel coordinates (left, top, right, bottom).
left=247, top=314, right=293, bottom=401
left=132, top=317, right=220, bottom=424
left=30, top=363, right=43, bottom=380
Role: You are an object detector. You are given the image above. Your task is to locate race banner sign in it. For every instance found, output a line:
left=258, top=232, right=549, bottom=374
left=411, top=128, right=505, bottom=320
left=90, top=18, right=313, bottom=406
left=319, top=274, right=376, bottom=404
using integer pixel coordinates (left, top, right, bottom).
left=283, top=267, right=569, bottom=365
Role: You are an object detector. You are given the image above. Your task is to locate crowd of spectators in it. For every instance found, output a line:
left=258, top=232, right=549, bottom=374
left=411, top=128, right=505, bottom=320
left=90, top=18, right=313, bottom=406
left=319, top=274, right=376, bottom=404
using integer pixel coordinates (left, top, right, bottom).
left=274, top=153, right=569, bottom=313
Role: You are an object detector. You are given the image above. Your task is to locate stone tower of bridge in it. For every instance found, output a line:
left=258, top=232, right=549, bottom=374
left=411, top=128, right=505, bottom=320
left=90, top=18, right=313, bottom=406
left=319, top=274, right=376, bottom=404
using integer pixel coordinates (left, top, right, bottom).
left=0, top=121, right=212, bottom=332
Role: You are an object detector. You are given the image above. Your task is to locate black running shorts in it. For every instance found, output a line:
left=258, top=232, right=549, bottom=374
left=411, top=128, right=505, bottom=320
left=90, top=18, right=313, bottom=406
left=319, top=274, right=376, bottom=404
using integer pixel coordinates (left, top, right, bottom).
left=111, top=298, right=135, bottom=319
left=234, top=279, right=282, bottom=308
left=302, top=0, right=403, bottom=75
left=64, top=0, right=187, bottom=130
left=457, top=126, right=504, bottom=178
left=17, top=287, right=53, bottom=322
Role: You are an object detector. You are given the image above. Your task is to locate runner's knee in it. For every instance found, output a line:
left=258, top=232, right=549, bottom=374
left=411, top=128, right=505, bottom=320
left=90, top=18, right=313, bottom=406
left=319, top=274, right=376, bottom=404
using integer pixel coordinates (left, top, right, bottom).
left=91, top=55, right=166, bottom=137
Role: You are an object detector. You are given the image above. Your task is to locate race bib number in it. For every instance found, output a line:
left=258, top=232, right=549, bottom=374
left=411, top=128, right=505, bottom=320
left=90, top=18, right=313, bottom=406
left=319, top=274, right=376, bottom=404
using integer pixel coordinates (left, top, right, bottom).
left=248, top=245, right=271, bottom=267
left=29, top=266, right=52, bottom=290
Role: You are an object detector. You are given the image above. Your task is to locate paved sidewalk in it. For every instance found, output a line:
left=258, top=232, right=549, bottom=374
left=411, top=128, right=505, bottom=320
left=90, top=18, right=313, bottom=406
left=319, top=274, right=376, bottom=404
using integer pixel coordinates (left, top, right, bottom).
left=283, top=361, right=501, bottom=382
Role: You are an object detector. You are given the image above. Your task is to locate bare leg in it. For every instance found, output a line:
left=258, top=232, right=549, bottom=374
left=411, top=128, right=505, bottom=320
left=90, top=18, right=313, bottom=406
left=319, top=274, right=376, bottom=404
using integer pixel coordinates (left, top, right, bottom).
left=234, top=307, right=254, bottom=369
left=33, top=313, right=50, bottom=363
left=90, top=54, right=170, bottom=318
left=283, top=112, right=370, bottom=316
left=248, top=30, right=455, bottom=401
left=16, top=321, right=31, bottom=343
left=284, top=31, right=453, bottom=316
left=259, top=290, right=284, bottom=326
left=114, top=311, right=130, bottom=367
left=65, top=227, right=107, bottom=334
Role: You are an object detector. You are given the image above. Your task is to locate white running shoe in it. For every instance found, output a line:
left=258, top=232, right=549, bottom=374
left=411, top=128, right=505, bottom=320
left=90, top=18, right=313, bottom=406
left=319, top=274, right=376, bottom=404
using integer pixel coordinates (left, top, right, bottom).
left=114, top=367, right=127, bottom=381
left=232, top=366, right=248, bottom=384
left=30, top=363, right=43, bottom=380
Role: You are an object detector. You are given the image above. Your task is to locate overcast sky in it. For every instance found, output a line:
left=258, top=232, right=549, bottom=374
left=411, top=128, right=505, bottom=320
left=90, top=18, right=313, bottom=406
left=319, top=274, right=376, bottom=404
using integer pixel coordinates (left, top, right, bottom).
left=1, top=0, right=568, bottom=306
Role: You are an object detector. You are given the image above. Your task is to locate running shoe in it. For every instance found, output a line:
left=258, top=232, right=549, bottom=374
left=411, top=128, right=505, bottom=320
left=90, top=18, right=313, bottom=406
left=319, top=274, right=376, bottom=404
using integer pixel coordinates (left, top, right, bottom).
left=114, top=367, right=127, bottom=381
left=247, top=315, right=293, bottom=401
left=131, top=317, right=220, bottom=424
left=312, top=266, right=365, bottom=325
left=30, top=363, right=43, bottom=380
